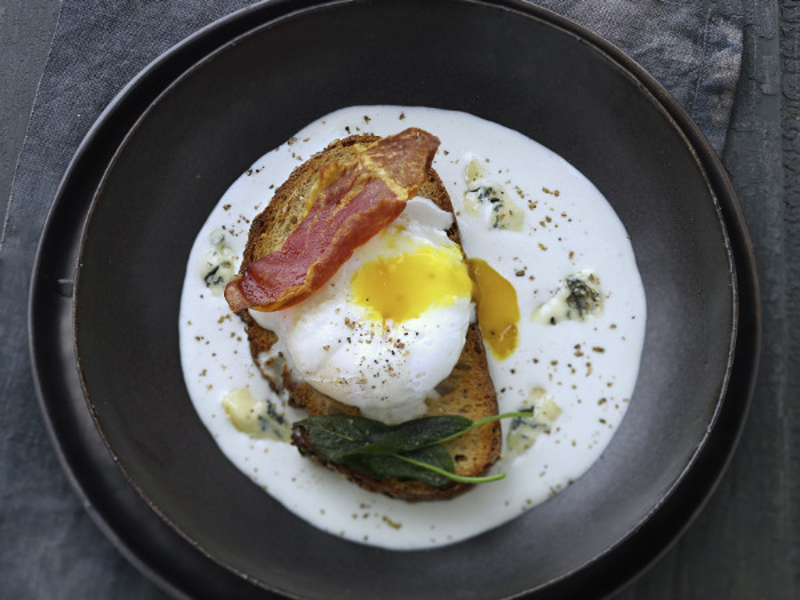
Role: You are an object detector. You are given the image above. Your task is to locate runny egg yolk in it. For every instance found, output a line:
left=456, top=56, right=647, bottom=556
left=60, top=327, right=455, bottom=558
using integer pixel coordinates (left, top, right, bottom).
left=468, top=258, right=519, bottom=359
left=351, top=245, right=472, bottom=323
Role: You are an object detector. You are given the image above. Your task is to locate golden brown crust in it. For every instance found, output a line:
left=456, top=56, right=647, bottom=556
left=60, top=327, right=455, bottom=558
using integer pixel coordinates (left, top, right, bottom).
left=240, top=134, right=501, bottom=501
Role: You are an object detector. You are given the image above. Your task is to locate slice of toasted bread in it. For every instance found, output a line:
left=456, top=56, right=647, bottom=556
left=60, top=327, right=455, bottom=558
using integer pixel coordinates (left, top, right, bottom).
left=238, top=134, right=501, bottom=501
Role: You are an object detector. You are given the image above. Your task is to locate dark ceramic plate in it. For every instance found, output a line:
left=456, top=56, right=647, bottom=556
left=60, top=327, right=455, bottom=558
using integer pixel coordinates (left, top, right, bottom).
left=29, top=0, right=760, bottom=598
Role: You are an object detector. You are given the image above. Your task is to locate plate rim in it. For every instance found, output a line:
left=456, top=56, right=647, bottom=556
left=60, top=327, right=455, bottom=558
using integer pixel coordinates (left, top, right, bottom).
left=28, top=0, right=761, bottom=597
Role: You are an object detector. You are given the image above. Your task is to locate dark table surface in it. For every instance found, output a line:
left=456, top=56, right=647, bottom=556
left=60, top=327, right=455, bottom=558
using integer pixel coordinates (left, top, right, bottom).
left=2, top=1, right=797, bottom=598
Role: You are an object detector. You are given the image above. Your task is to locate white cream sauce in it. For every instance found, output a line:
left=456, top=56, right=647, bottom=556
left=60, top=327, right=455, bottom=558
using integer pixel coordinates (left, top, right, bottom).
left=179, top=106, right=646, bottom=550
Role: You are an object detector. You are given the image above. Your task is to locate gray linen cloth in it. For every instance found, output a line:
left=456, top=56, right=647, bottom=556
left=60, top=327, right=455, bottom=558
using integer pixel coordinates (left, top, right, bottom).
left=0, top=1, right=743, bottom=597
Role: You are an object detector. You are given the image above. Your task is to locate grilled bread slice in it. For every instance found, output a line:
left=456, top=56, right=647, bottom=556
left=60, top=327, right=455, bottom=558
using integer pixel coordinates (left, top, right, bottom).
left=238, top=134, right=501, bottom=501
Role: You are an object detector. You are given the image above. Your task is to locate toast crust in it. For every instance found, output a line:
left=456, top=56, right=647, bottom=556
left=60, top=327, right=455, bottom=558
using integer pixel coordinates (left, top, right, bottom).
left=239, top=134, right=501, bottom=501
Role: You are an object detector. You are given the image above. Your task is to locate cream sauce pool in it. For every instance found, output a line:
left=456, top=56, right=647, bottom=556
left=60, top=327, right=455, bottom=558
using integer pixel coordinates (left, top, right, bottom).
left=179, top=106, right=647, bottom=550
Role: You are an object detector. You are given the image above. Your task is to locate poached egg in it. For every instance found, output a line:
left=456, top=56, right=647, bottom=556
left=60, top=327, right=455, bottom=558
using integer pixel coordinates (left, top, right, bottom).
left=248, top=198, right=473, bottom=424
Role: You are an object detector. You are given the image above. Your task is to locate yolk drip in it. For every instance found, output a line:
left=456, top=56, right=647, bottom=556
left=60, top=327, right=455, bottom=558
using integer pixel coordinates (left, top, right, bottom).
left=468, top=258, right=519, bottom=359
left=351, top=245, right=472, bottom=323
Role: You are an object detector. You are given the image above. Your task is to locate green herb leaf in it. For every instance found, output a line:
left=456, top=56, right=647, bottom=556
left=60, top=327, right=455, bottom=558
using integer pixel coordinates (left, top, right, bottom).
left=341, top=446, right=455, bottom=488
left=296, top=414, right=473, bottom=461
left=294, top=415, right=392, bottom=461
left=294, top=410, right=534, bottom=487
left=392, top=453, right=506, bottom=485
left=345, top=415, right=473, bottom=456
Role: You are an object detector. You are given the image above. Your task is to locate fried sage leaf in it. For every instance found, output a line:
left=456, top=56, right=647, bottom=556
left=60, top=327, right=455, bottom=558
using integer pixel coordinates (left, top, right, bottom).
left=294, top=410, right=534, bottom=486
left=294, top=415, right=392, bottom=461
left=341, top=446, right=455, bottom=488
left=295, top=414, right=472, bottom=462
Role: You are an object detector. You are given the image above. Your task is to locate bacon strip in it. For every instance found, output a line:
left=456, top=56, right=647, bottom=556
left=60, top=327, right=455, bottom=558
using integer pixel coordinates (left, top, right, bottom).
left=225, top=128, right=440, bottom=313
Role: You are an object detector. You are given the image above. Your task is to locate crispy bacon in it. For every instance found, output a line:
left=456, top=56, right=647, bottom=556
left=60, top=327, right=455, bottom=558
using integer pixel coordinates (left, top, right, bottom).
left=225, top=128, right=440, bottom=313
